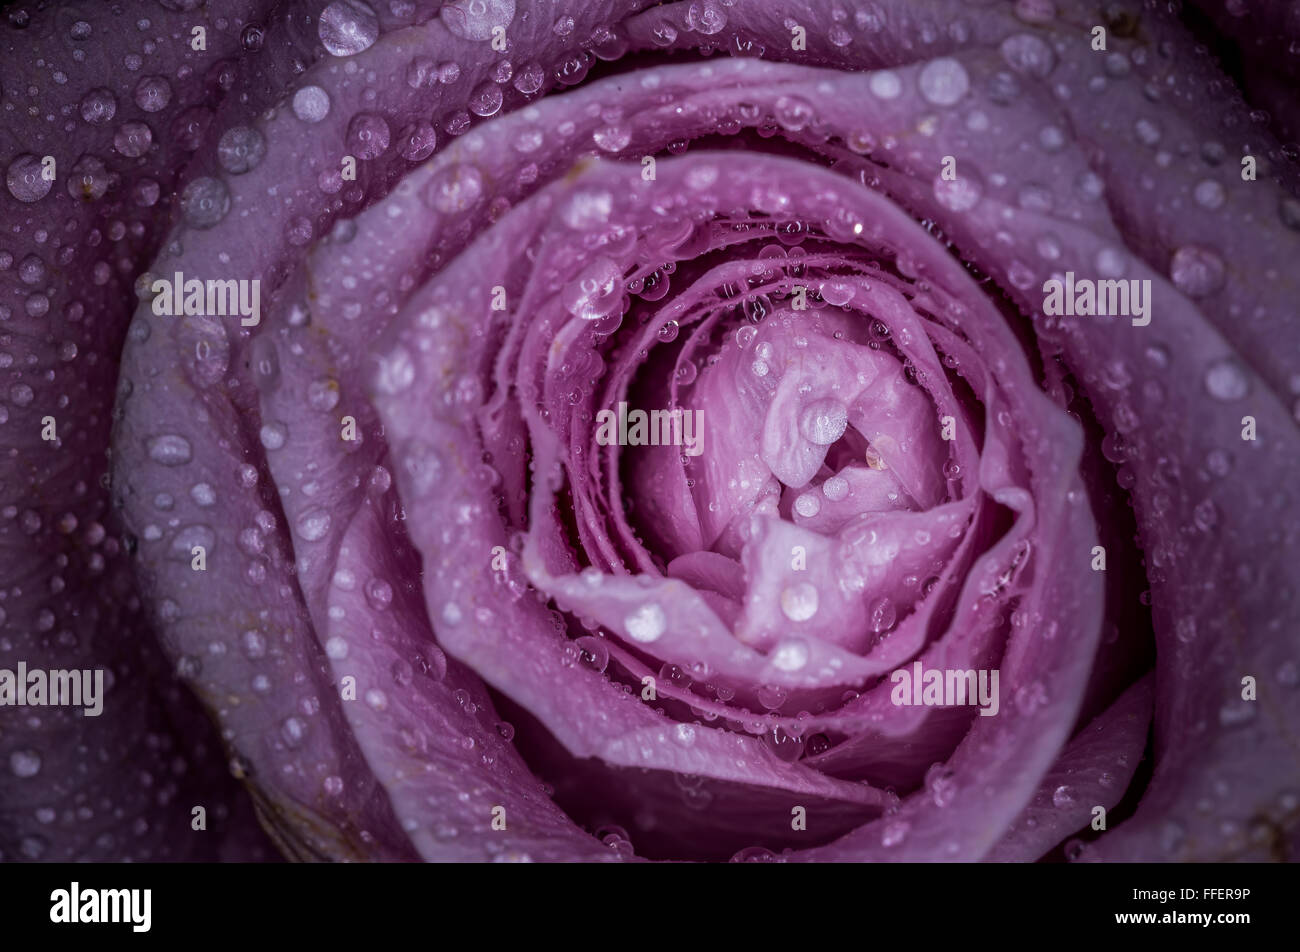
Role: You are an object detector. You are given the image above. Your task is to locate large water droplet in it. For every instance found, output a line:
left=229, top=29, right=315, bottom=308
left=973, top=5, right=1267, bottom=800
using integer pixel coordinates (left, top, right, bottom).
left=592, top=124, right=632, bottom=152
left=6, top=154, right=53, bottom=202
left=918, top=58, right=969, bottom=106
left=684, top=0, right=726, bottom=35
left=292, top=85, right=331, bottom=123
left=66, top=155, right=110, bottom=202
left=794, top=492, right=821, bottom=517
left=933, top=173, right=982, bottom=211
left=469, top=83, right=504, bottom=118
left=346, top=112, right=391, bottom=159
left=296, top=507, right=332, bottom=541
left=562, top=257, right=624, bottom=320
left=397, top=121, right=437, bottom=161
left=771, top=639, right=809, bottom=671
left=9, top=750, right=41, bottom=778
left=217, top=126, right=267, bottom=174
left=624, top=602, right=666, bottom=642
left=79, top=87, right=117, bottom=125
left=1203, top=357, right=1249, bottom=401
left=780, top=582, right=819, bottom=621
left=441, top=0, right=516, bottom=41
left=427, top=164, right=484, bottom=213
left=148, top=434, right=193, bottom=466
left=375, top=344, right=416, bottom=394
left=799, top=398, right=849, bottom=445
left=114, top=121, right=153, bottom=158
left=180, top=176, right=230, bottom=228
left=133, top=75, right=173, bottom=113
left=869, top=70, right=902, bottom=99
left=1169, top=245, right=1226, bottom=297
left=1000, top=34, right=1056, bottom=77
left=319, top=0, right=379, bottom=56
left=881, top=819, right=910, bottom=846
left=574, top=636, right=609, bottom=673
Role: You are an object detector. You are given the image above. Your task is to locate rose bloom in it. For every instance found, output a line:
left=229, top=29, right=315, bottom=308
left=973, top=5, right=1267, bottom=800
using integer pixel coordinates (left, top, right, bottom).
left=1, top=0, right=1297, bottom=864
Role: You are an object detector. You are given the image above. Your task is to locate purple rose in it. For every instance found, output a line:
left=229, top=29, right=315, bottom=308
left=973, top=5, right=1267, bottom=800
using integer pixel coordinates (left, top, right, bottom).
left=2, top=0, right=1296, bottom=863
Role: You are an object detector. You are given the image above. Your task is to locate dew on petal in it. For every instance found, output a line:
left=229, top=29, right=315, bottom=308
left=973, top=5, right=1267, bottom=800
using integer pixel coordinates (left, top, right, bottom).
left=319, top=0, right=380, bottom=56
left=780, top=582, right=819, bottom=621
left=624, top=603, right=666, bottom=643
left=292, top=85, right=331, bottom=123
left=918, top=58, right=969, bottom=106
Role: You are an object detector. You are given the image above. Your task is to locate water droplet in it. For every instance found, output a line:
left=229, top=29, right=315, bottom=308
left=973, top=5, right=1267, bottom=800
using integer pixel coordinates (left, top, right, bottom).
left=933, top=173, right=981, bottom=211
left=1000, top=33, right=1056, bottom=77
left=1218, top=698, right=1256, bottom=727
left=1192, top=498, right=1219, bottom=531
left=259, top=421, right=288, bottom=450
left=1170, top=245, right=1226, bottom=297
left=217, top=126, right=266, bottom=174
left=822, top=476, right=849, bottom=501
left=574, top=636, right=609, bottom=673
left=794, top=492, right=821, bottom=517
left=562, top=257, right=624, bottom=320
left=133, top=75, right=172, bottom=113
left=685, top=0, right=727, bottom=35
left=467, top=82, right=504, bottom=118
left=365, top=577, right=393, bottom=609
left=79, top=87, right=117, bottom=125
left=180, top=177, right=230, bottom=228
left=780, top=582, right=819, bottom=621
left=1203, top=357, right=1249, bottom=401
left=396, top=121, right=437, bottom=161
left=799, top=398, right=849, bottom=445
left=296, top=507, right=331, bottom=541
left=441, top=0, right=515, bottom=40
left=624, top=603, right=666, bottom=642
left=869, top=596, right=896, bottom=633
left=66, top=155, right=110, bottom=202
left=1052, top=784, right=1076, bottom=807
left=292, top=85, right=331, bottom=123
left=772, top=640, right=809, bottom=671
left=593, top=124, right=631, bottom=152
left=113, top=121, right=153, bottom=158
left=346, top=112, right=391, bottom=159
left=1194, top=179, right=1225, bottom=210
left=925, top=764, right=957, bottom=806
left=869, top=70, right=902, bottom=99
left=9, top=750, right=41, bottom=778
left=319, top=0, right=380, bottom=56
left=918, top=58, right=969, bottom=106
left=881, top=819, right=910, bottom=846
left=148, top=434, right=193, bottom=466
left=6, top=154, right=53, bottom=202
left=773, top=95, right=814, bottom=132
left=730, top=846, right=779, bottom=862
left=427, top=164, right=484, bottom=213
left=513, top=62, right=545, bottom=95
left=243, top=629, right=267, bottom=659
